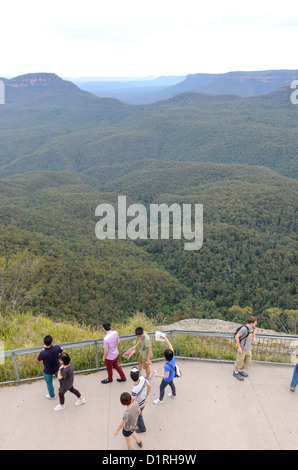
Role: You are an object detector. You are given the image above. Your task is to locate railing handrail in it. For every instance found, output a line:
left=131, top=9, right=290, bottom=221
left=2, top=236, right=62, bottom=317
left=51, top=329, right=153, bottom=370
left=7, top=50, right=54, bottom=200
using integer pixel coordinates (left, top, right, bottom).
left=3, top=330, right=298, bottom=357
left=1, top=329, right=298, bottom=386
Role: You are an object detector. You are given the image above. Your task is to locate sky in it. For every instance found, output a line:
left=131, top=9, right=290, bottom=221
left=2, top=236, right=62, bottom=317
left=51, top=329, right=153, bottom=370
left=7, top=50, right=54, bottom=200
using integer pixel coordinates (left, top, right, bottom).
left=1, top=0, right=297, bottom=79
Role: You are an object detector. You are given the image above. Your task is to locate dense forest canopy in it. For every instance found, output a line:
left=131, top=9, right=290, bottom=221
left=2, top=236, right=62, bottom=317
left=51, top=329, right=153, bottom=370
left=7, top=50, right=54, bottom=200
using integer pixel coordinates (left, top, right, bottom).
left=0, top=74, right=297, bottom=333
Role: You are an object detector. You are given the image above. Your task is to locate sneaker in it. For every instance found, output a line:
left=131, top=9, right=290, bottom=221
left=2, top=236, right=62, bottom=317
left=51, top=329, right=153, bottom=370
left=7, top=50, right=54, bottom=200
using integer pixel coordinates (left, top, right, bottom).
left=239, top=370, right=248, bottom=377
left=46, top=394, right=56, bottom=400
left=167, top=393, right=177, bottom=398
left=135, top=427, right=146, bottom=433
left=290, top=387, right=295, bottom=392
left=75, top=398, right=86, bottom=406
left=153, top=398, right=163, bottom=405
left=54, top=404, right=65, bottom=411
left=233, top=371, right=244, bottom=381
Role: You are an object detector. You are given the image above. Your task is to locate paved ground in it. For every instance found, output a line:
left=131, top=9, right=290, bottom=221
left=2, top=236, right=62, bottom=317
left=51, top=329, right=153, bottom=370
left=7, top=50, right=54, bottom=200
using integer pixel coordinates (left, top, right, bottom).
left=0, top=360, right=297, bottom=451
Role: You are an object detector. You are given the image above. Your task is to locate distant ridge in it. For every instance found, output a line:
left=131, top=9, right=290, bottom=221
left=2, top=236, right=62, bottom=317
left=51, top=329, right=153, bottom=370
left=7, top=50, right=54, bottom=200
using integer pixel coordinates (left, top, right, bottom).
left=169, top=69, right=298, bottom=97
left=3, top=72, right=78, bottom=90
left=2, top=72, right=96, bottom=106
left=74, top=69, right=298, bottom=104
left=0, top=73, right=297, bottom=179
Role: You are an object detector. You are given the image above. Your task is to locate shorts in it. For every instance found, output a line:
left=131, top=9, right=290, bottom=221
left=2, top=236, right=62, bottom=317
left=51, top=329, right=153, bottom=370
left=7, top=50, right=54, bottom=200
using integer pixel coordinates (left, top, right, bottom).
left=235, top=349, right=252, bottom=370
left=122, top=428, right=134, bottom=437
left=138, top=353, right=150, bottom=371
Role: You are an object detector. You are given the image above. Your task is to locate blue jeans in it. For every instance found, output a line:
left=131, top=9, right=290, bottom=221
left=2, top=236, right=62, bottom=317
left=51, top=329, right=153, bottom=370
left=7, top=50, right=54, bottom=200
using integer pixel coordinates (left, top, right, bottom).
left=44, top=372, right=58, bottom=398
left=290, top=364, right=298, bottom=390
left=159, top=379, right=176, bottom=401
left=137, top=406, right=146, bottom=432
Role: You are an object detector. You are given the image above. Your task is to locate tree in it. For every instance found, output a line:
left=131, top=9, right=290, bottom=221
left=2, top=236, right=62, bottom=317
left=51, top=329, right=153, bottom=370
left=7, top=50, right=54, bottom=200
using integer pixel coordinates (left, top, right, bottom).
left=285, top=310, right=298, bottom=334
left=263, top=308, right=288, bottom=333
left=228, top=305, right=253, bottom=324
left=0, top=253, right=43, bottom=315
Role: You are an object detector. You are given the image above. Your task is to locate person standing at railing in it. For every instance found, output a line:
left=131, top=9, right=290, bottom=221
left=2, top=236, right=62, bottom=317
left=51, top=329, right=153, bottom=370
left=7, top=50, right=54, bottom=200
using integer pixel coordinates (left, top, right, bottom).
left=131, top=327, right=152, bottom=381
left=37, top=335, right=63, bottom=400
left=101, top=321, right=127, bottom=384
left=233, top=316, right=257, bottom=381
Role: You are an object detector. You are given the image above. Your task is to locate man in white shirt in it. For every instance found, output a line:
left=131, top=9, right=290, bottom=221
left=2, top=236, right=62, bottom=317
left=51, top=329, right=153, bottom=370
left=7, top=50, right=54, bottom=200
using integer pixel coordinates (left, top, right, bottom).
left=130, top=366, right=152, bottom=433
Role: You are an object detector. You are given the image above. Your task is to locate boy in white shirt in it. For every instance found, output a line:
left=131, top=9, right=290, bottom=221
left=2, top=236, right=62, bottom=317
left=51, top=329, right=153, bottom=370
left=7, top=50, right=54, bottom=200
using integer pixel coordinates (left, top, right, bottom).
left=130, top=366, right=152, bottom=433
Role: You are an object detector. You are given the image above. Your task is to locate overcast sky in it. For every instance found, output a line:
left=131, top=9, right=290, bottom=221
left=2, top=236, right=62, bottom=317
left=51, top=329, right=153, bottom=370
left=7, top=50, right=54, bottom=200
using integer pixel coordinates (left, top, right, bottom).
left=1, top=0, right=297, bottom=79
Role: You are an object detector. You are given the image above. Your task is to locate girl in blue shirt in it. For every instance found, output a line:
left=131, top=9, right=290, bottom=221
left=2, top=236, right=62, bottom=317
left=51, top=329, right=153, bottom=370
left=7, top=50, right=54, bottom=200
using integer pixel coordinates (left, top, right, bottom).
left=153, top=336, right=177, bottom=404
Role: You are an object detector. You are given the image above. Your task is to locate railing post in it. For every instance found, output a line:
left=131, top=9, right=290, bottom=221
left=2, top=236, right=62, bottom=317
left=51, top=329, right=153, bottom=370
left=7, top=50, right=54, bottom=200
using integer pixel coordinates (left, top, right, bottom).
left=95, top=341, right=99, bottom=370
left=12, top=352, right=20, bottom=383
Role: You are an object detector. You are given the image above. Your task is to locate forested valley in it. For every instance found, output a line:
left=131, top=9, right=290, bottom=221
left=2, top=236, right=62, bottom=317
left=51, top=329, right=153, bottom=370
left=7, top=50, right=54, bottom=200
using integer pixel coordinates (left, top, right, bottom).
left=0, top=74, right=297, bottom=337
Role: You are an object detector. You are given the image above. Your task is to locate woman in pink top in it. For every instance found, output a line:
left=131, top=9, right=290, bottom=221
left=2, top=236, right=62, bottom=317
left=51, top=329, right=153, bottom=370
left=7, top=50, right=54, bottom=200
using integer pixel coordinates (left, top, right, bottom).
left=101, top=321, right=127, bottom=384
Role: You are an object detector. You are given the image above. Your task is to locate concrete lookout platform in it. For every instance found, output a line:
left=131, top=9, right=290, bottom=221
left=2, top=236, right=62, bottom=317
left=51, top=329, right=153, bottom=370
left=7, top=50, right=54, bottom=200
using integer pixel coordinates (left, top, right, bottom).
left=0, top=360, right=297, bottom=451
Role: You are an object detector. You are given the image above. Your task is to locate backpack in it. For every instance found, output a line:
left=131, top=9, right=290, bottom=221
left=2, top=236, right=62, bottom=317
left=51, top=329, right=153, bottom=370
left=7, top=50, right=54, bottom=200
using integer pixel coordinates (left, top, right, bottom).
left=167, top=362, right=182, bottom=378
left=234, top=325, right=250, bottom=347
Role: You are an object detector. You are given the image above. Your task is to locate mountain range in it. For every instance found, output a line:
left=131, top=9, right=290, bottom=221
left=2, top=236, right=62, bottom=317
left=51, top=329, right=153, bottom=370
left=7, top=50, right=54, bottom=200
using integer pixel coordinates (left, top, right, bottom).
left=0, top=72, right=297, bottom=330
left=73, top=69, right=298, bottom=104
left=0, top=72, right=297, bottom=179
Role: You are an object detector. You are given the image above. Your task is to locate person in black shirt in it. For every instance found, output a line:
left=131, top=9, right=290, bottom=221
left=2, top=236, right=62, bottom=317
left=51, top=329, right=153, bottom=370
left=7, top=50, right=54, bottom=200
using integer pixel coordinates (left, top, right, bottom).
left=37, top=335, right=63, bottom=399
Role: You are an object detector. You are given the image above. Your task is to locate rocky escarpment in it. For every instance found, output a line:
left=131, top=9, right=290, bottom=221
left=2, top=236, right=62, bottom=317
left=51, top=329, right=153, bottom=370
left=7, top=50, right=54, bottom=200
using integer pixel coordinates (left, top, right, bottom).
left=160, top=318, right=284, bottom=335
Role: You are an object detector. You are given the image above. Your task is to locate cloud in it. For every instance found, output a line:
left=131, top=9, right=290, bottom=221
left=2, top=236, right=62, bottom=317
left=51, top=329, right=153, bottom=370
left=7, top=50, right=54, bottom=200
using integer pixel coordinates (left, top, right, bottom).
left=1, top=0, right=298, bottom=77
left=45, top=20, right=174, bottom=44
left=269, top=18, right=298, bottom=31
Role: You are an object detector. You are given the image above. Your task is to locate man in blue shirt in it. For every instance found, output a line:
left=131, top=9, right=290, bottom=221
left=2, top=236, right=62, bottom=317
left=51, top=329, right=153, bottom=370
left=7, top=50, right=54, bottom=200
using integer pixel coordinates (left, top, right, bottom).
left=37, top=335, right=63, bottom=399
left=154, top=336, right=177, bottom=404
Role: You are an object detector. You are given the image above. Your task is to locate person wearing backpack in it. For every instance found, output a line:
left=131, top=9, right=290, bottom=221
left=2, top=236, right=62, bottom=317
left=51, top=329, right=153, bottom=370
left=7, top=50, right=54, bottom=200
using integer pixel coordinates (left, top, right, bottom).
left=153, top=336, right=177, bottom=404
left=233, top=316, right=257, bottom=381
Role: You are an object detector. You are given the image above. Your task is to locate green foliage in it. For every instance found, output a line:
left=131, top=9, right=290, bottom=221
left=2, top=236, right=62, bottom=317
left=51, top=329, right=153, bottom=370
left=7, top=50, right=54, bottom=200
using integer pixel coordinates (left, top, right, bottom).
left=0, top=79, right=296, bottom=335
left=258, top=308, right=298, bottom=334
left=0, top=252, right=43, bottom=314
left=0, top=163, right=296, bottom=331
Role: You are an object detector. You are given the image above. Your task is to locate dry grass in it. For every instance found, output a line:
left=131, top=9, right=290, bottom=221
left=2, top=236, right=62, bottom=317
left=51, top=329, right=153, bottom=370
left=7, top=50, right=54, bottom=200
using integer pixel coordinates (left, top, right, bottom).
left=0, top=311, right=158, bottom=350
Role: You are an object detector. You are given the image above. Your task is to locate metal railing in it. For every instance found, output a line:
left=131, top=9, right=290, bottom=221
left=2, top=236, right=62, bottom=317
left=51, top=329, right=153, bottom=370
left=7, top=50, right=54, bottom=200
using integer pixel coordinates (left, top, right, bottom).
left=1, top=330, right=297, bottom=385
